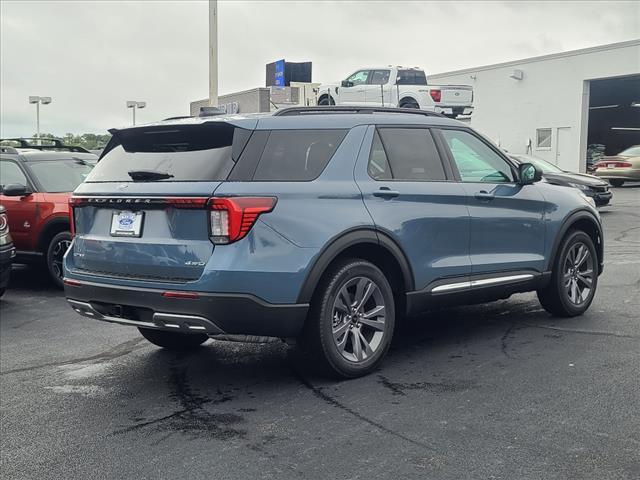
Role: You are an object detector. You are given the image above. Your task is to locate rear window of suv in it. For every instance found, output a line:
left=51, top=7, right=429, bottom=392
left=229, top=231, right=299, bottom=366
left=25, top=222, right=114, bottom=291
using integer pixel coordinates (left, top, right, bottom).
left=85, top=123, right=250, bottom=182
left=252, top=129, right=347, bottom=181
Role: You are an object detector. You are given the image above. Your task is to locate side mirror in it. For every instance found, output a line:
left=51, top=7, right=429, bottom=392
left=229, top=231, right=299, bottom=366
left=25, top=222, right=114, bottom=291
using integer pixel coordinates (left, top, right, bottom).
left=2, top=183, right=31, bottom=197
left=341, top=80, right=353, bottom=88
left=518, top=163, right=542, bottom=185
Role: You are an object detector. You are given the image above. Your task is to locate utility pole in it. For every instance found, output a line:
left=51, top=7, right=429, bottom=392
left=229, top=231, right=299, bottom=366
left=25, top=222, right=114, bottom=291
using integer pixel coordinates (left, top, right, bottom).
left=28, top=96, right=52, bottom=145
left=209, top=0, right=219, bottom=107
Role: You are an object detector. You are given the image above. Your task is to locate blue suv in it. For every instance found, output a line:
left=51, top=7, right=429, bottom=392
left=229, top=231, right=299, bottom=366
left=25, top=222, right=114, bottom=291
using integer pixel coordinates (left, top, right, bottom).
left=64, top=107, right=603, bottom=378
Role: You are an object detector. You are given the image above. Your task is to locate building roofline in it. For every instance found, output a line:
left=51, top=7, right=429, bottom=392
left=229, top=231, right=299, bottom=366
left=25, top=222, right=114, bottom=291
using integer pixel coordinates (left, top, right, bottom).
left=428, top=39, right=640, bottom=79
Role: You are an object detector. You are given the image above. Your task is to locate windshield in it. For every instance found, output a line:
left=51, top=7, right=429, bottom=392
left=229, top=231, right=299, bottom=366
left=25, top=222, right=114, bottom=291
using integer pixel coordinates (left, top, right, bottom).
left=619, top=145, right=640, bottom=156
left=28, top=159, right=94, bottom=192
left=86, top=123, right=248, bottom=182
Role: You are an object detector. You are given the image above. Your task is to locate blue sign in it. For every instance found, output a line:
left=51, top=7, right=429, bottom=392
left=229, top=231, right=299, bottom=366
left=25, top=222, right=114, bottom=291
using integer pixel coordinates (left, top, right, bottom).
left=274, top=59, right=285, bottom=87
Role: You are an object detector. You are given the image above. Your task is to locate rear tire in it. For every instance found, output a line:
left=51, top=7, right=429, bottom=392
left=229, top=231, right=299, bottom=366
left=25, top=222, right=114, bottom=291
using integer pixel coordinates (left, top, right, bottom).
left=609, top=179, right=624, bottom=187
left=318, top=95, right=335, bottom=106
left=46, top=231, right=72, bottom=289
left=0, top=288, right=5, bottom=298
left=537, top=230, right=598, bottom=317
left=138, top=328, right=209, bottom=350
left=399, top=100, right=419, bottom=109
left=300, top=259, right=395, bottom=378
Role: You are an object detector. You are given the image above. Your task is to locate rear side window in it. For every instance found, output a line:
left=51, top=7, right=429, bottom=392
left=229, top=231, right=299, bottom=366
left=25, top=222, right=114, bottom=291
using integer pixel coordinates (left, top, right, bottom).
left=373, top=128, right=446, bottom=181
left=28, top=159, right=94, bottom=192
left=369, top=70, right=391, bottom=85
left=253, top=130, right=347, bottom=181
left=397, top=70, right=428, bottom=85
left=86, top=123, right=249, bottom=182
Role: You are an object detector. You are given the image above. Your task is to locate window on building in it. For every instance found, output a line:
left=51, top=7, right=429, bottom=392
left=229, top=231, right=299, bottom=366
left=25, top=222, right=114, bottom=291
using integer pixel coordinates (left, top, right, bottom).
left=536, top=128, right=552, bottom=149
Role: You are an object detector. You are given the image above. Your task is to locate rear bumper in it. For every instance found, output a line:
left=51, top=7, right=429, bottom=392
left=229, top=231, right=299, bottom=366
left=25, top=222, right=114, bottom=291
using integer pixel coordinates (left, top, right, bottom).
left=64, top=279, right=309, bottom=338
left=434, top=106, right=474, bottom=116
left=594, top=169, right=640, bottom=181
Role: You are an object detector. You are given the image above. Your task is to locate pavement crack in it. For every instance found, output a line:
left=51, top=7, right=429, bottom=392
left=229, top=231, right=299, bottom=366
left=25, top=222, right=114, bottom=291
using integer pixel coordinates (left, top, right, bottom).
left=292, top=368, right=439, bottom=452
left=501, top=323, right=516, bottom=358
left=114, top=357, right=241, bottom=440
left=0, top=337, right=147, bottom=375
left=516, top=322, right=639, bottom=339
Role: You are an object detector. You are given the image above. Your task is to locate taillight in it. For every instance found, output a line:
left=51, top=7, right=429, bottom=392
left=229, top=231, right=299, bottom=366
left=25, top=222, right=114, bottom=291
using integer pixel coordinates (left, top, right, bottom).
left=162, top=291, right=199, bottom=299
left=208, top=197, right=277, bottom=244
left=68, top=198, right=75, bottom=237
left=429, top=89, right=441, bottom=102
left=595, top=161, right=632, bottom=168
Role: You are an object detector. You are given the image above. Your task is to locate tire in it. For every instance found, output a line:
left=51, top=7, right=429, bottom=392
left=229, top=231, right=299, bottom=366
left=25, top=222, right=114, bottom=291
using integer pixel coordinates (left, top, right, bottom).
left=0, top=288, right=5, bottom=298
left=537, top=230, right=598, bottom=317
left=138, top=328, right=209, bottom=350
left=46, top=231, right=72, bottom=289
left=609, top=179, right=624, bottom=187
left=318, top=95, right=335, bottom=106
left=399, top=100, right=419, bottom=109
left=300, top=259, right=395, bottom=378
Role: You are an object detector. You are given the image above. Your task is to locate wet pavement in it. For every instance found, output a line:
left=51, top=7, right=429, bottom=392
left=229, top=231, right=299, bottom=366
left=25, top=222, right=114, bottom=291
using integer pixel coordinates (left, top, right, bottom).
left=1, top=184, right=639, bottom=479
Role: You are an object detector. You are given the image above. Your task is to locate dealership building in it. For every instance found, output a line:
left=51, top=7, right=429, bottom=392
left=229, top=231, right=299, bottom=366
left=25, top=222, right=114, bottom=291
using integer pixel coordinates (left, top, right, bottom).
left=428, top=40, right=640, bottom=172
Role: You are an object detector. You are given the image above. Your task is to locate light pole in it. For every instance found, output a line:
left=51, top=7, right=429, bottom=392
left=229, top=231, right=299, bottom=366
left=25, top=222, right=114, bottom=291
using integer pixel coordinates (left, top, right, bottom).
left=126, top=101, right=146, bottom=125
left=209, top=0, right=218, bottom=106
left=28, top=96, right=52, bottom=144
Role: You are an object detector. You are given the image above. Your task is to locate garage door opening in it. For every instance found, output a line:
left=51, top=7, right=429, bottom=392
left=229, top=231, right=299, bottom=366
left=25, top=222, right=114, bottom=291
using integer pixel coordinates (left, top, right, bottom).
left=586, top=75, right=640, bottom=168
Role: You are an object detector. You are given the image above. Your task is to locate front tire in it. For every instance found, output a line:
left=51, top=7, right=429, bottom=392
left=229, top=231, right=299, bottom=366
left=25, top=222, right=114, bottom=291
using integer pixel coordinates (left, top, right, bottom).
left=318, top=95, right=335, bottom=106
left=138, top=328, right=209, bottom=350
left=609, top=179, right=624, bottom=187
left=46, top=231, right=72, bottom=289
left=399, top=100, right=420, bottom=109
left=301, top=259, right=395, bottom=378
left=537, top=230, right=598, bottom=317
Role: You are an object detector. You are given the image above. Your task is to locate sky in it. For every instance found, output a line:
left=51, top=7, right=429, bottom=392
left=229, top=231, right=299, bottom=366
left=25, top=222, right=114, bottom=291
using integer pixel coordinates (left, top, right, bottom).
left=1, top=0, right=638, bottom=137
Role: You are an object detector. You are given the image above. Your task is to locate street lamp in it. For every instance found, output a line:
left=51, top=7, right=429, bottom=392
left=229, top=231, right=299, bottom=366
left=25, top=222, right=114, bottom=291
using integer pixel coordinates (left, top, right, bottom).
left=126, top=101, right=146, bottom=125
left=28, top=96, right=52, bottom=144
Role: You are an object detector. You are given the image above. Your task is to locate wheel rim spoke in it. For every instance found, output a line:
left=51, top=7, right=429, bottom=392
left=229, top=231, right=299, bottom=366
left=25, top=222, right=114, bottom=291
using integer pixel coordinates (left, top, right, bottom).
left=359, top=317, right=385, bottom=331
left=331, top=275, right=387, bottom=363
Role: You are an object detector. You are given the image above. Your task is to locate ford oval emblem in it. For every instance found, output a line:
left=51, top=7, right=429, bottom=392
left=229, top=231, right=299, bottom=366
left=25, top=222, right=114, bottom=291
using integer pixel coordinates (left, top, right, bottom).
left=455, top=92, right=460, bottom=96
left=119, top=217, right=134, bottom=226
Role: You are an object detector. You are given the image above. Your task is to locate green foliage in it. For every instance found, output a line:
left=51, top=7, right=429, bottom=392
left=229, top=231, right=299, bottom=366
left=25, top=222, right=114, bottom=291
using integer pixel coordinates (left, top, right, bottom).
left=34, top=132, right=111, bottom=150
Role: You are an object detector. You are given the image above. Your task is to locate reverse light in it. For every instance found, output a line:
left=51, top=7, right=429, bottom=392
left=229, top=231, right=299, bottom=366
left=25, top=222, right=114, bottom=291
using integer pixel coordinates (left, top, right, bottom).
left=429, top=89, right=442, bottom=103
left=208, top=197, right=277, bottom=244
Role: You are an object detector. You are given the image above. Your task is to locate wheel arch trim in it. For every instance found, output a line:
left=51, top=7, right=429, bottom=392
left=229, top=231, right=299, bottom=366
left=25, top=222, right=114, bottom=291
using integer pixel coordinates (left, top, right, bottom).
left=549, top=209, right=604, bottom=274
left=296, top=227, right=414, bottom=304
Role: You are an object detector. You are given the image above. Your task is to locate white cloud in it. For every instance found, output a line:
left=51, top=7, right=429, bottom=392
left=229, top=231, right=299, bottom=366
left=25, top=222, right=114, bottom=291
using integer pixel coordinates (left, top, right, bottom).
left=1, top=0, right=638, bottom=136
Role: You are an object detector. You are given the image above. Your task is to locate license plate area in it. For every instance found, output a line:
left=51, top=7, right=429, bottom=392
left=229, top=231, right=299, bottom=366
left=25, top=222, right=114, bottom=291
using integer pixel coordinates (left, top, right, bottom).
left=110, top=210, right=144, bottom=237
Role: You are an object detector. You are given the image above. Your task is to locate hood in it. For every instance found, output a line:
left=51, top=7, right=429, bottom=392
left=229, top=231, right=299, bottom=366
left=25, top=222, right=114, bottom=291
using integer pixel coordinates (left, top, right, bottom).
left=543, top=171, right=609, bottom=188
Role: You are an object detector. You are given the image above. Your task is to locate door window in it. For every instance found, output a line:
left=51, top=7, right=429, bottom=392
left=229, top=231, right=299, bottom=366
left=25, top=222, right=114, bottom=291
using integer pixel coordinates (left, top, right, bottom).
left=346, top=70, right=370, bottom=86
left=0, top=160, right=28, bottom=191
left=369, top=70, right=390, bottom=85
left=369, top=128, right=447, bottom=181
left=440, top=129, right=514, bottom=183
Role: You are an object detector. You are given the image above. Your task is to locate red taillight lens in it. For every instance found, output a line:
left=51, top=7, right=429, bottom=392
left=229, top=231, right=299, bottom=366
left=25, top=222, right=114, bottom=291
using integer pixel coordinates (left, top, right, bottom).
left=595, top=161, right=632, bottom=168
left=68, top=198, right=75, bottom=237
left=429, top=89, right=441, bottom=102
left=208, top=197, right=277, bottom=244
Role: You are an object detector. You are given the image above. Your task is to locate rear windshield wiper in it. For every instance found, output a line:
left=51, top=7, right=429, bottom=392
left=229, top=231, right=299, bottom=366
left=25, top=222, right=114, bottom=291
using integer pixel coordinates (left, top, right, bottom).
left=127, top=170, right=174, bottom=181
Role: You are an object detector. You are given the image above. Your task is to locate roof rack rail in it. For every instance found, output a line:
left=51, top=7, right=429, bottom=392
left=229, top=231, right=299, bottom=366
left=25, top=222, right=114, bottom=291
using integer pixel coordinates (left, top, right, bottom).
left=272, top=106, right=445, bottom=118
left=0, top=138, right=91, bottom=153
left=0, top=146, right=18, bottom=154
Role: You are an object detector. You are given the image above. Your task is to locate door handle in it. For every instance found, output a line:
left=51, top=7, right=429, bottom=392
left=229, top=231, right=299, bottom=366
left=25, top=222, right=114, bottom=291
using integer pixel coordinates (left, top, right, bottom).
left=373, top=187, right=400, bottom=199
left=474, top=191, right=495, bottom=201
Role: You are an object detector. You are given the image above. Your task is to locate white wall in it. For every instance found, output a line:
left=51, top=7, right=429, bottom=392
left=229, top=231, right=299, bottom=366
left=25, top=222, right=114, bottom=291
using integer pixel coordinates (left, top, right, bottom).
left=429, top=41, right=640, bottom=172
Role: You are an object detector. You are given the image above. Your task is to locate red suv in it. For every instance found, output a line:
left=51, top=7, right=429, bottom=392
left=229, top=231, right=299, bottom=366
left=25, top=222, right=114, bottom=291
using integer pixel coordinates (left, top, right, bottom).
left=0, top=140, right=96, bottom=287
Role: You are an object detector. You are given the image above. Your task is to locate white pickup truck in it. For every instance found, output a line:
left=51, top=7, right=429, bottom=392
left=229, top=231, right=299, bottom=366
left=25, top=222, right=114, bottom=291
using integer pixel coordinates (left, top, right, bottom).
left=316, top=66, right=474, bottom=118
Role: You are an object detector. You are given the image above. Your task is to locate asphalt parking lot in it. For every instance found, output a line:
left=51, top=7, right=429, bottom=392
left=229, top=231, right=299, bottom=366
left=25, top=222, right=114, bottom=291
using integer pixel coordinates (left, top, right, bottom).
left=1, top=185, right=638, bottom=480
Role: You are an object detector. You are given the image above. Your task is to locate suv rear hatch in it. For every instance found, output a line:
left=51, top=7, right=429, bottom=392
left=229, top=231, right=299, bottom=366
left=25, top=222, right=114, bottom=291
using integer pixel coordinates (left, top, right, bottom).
left=70, top=119, right=256, bottom=283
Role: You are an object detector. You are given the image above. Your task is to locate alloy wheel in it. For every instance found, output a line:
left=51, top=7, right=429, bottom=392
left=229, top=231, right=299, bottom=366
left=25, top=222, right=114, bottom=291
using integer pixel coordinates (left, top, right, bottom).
left=331, top=276, right=386, bottom=363
left=51, top=238, right=71, bottom=279
left=563, top=242, right=594, bottom=306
